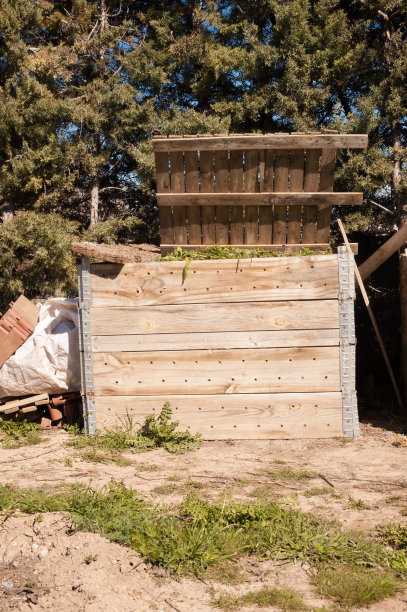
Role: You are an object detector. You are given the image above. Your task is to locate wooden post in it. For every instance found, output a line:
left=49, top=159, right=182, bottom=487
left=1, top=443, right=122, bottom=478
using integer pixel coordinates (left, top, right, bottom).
left=400, top=254, right=407, bottom=412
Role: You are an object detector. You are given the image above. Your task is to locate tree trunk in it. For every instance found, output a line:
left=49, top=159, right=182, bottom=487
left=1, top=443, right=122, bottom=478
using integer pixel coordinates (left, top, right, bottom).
left=90, top=176, right=99, bottom=225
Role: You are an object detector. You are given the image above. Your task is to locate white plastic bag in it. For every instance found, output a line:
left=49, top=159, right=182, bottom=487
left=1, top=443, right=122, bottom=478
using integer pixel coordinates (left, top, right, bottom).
left=0, top=298, right=81, bottom=398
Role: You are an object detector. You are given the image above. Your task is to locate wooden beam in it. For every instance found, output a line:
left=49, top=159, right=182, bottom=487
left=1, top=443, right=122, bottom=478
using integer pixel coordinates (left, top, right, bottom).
left=152, top=134, right=368, bottom=152
left=401, top=254, right=407, bottom=413
left=157, top=192, right=363, bottom=206
left=359, top=220, right=407, bottom=279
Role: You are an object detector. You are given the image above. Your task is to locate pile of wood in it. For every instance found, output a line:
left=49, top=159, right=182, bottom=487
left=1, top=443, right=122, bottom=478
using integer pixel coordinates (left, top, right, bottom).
left=0, top=392, right=82, bottom=429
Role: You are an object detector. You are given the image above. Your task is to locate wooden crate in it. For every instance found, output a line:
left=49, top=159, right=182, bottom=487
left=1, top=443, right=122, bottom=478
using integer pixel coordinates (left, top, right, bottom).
left=77, top=248, right=358, bottom=439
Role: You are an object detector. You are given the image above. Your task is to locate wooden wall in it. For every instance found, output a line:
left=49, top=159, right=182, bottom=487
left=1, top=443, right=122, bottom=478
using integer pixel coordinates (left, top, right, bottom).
left=87, top=254, right=350, bottom=439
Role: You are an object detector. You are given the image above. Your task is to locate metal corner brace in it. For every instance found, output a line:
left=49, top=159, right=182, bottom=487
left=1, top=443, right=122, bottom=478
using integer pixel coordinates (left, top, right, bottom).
left=78, top=256, right=97, bottom=435
left=337, top=246, right=359, bottom=437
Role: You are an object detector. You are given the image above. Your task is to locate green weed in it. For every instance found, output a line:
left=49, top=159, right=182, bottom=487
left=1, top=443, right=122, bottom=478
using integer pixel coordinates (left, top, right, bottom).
left=78, top=448, right=134, bottom=466
left=204, top=562, right=248, bottom=584
left=346, top=496, right=371, bottom=510
left=303, top=487, right=331, bottom=498
left=212, top=586, right=306, bottom=610
left=153, top=483, right=178, bottom=495
left=0, top=417, right=42, bottom=448
left=68, top=402, right=202, bottom=455
left=313, top=565, right=403, bottom=607
left=161, top=245, right=331, bottom=262
left=377, top=523, right=407, bottom=549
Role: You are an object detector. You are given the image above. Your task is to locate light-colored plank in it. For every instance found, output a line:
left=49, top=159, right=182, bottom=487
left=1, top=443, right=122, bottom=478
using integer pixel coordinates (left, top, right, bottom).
left=92, top=328, right=339, bottom=352
left=184, top=151, right=201, bottom=244
left=94, top=392, right=343, bottom=439
left=0, top=328, right=24, bottom=369
left=258, top=149, right=273, bottom=243
left=154, top=151, right=174, bottom=245
left=12, top=296, right=40, bottom=328
left=302, top=149, right=320, bottom=243
left=287, top=149, right=304, bottom=244
left=215, top=150, right=229, bottom=244
left=90, top=255, right=339, bottom=306
left=200, top=150, right=215, bottom=243
left=244, top=149, right=259, bottom=244
left=152, top=134, right=368, bottom=152
left=157, top=192, right=363, bottom=206
left=91, top=300, right=339, bottom=335
left=170, top=151, right=187, bottom=244
left=93, top=346, right=341, bottom=395
left=229, top=150, right=244, bottom=244
left=0, top=393, right=49, bottom=412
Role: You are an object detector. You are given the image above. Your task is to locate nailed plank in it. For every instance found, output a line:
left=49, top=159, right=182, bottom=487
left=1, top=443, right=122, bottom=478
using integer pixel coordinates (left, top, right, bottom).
left=244, top=149, right=259, bottom=244
left=89, top=256, right=340, bottom=306
left=152, top=134, right=368, bottom=152
left=92, top=328, right=339, bottom=352
left=215, top=150, right=229, bottom=244
left=91, top=300, right=339, bottom=335
left=158, top=192, right=362, bottom=206
left=229, top=150, right=244, bottom=244
left=184, top=151, right=201, bottom=244
left=270, top=149, right=288, bottom=243
left=302, top=149, right=320, bottom=243
left=200, top=150, right=215, bottom=243
left=170, top=151, right=187, bottom=244
left=359, top=220, right=407, bottom=280
left=93, top=346, right=341, bottom=396
left=259, top=149, right=274, bottom=243
left=287, top=149, right=304, bottom=244
left=316, top=147, right=336, bottom=243
left=154, top=152, right=174, bottom=245
left=94, top=392, right=343, bottom=439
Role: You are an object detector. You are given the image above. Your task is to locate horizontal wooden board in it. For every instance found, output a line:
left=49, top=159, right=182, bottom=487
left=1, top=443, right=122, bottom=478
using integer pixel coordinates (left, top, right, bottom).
left=157, top=192, right=362, bottom=206
left=92, top=328, right=339, bottom=352
left=93, top=346, right=340, bottom=395
left=152, top=134, right=368, bottom=152
left=94, top=392, right=343, bottom=439
left=91, top=300, right=339, bottom=335
left=90, top=255, right=339, bottom=306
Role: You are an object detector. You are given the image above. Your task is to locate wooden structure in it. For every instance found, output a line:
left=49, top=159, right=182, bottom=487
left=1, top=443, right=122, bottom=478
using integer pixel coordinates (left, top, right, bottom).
left=78, top=248, right=358, bottom=439
left=152, top=133, right=367, bottom=254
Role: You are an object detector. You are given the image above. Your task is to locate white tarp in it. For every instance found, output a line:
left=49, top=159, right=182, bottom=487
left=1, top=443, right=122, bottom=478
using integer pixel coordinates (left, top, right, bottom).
left=0, top=298, right=81, bottom=399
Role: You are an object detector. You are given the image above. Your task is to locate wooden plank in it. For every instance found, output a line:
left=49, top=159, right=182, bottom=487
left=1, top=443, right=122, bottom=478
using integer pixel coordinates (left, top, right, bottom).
left=170, top=151, right=187, bottom=244
left=157, top=192, right=362, bottom=206
left=244, top=149, right=259, bottom=244
left=271, top=149, right=288, bottom=243
left=229, top=150, right=244, bottom=244
left=94, top=392, right=343, bottom=439
left=302, top=149, right=320, bottom=243
left=152, top=134, right=368, bottom=152
left=91, top=300, right=339, bottom=335
left=0, top=328, right=24, bottom=369
left=92, top=328, right=339, bottom=353
left=154, top=152, right=173, bottom=245
left=316, top=148, right=336, bottom=243
left=259, top=149, right=274, bottom=243
left=160, top=243, right=356, bottom=256
left=359, top=220, right=407, bottom=279
left=287, top=149, right=304, bottom=244
left=12, top=296, right=40, bottom=328
left=89, top=256, right=340, bottom=306
left=184, top=151, right=201, bottom=244
left=0, top=393, right=49, bottom=412
left=200, top=150, right=215, bottom=243
left=93, top=346, right=341, bottom=396
left=215, top=150, right=229, bottom=243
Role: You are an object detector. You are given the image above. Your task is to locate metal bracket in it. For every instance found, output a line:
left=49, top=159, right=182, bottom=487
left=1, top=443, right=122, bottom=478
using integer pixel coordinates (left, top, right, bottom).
left=78, top=257, right=96, bottom=435
left=337, top=246, right=359, bottom=437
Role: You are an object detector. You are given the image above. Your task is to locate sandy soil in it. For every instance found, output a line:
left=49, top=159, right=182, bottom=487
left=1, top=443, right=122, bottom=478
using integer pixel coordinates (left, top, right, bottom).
left=1, top=417, right=407, bottom=611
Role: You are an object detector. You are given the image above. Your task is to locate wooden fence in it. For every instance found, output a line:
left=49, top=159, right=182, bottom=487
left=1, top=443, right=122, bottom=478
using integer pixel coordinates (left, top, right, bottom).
left=78, top=248, right=358, bottom=439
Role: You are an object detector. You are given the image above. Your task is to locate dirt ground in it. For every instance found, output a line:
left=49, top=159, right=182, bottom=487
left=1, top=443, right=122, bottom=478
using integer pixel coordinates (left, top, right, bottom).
left=1, top=416, right=407, bottom=612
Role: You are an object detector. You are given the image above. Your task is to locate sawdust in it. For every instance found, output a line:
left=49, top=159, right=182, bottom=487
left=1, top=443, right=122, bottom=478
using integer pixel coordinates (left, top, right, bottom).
left=1, top=420, right=407, bottom=611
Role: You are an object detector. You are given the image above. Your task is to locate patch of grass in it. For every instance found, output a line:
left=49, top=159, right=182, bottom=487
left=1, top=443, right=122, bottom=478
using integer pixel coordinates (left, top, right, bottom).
left=153, top=483, right=178, bottom=495
left=346, top=496, right=370, bottom=510
left=204, top=562, right=249, bottom=585
left=248, top=485, right=276, bottom=500
left=303, top=487, right=332, bottom=498
left=212, top=586, right=306, bottom=610
left=65, top=458, right=73, bottom=467
left=78, top=448, right=134, bottom=466
left=264, top=467, right=316, bottom=481
left=0, top=417, right=42, bottom=448
left=2, top=483, right=407, bottom=581
left=273, top=459, right=287, bottom=465
left=377, top=523, right=407, bottom=549
left=384, top=495, right=404, bottom=504
left=313, top=565, right=403, bottom=607
left=68, top=402, right=202, bottom=455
